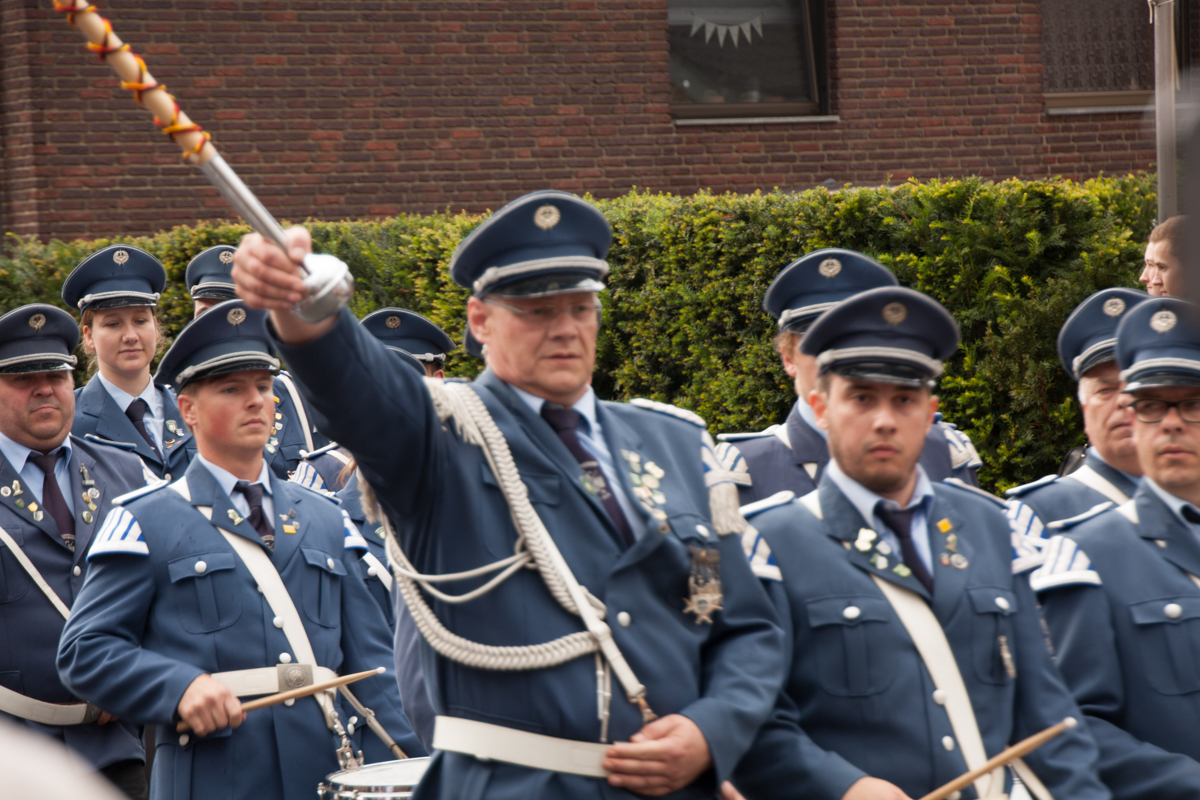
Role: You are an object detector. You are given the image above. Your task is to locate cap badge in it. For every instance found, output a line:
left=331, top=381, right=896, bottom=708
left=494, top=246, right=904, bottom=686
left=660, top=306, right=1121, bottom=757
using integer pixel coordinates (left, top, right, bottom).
left=533, top=204, right=561, bottom=230
left=218, top=250, right=234, bottom=264
left=1151, top=310, right=1178, bottom=333
left=818, top=258, right=842, bottom=278
left=1102, top=298, right=1126, bottom=317
left=882, top=302, right=908, bottom=325
left=112, top=249, right=130, bottom=265
left=386, top=315, right=402, bottom=329
left=227, top=307, right=247, bottom=326
left=28, top=313, right=46, bottom=331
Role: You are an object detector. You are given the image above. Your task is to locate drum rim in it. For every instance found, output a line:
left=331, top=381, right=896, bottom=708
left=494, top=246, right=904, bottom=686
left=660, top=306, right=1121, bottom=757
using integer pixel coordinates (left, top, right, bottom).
left=324, top=756, right=431, bottom=787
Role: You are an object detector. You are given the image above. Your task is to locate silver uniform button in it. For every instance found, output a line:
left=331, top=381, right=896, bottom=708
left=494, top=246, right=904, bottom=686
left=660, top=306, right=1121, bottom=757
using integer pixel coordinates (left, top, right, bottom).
left=194, top=560, right=207, bottom=574
left=326, top=557, right=336, bottom=570
left=273, top=616, right=284, bottom=628
left=367, top=566, right=378, bottom=578
left=179, top=734, right=189, bottom=746
left=284, top=698, right=295, bottom=707
left=942, top=735, right=955, bottom=751
left=948, top=793, right=962, bottom=800
left=843, top=605, right=861, bottom=620
left=932, top=689, right=947, bottom=705
left=1165, top=603, right=1183, bottom=619
left=279, top=653, right=292, bottom=664
left=164, top=474, right=171, bottom=482
left=695, top=524, right=709, bottom=538
left=617, top=611, right=632, bottom=628
left=994, top=596, right=1010, bottom=611
left=73, top=566, right=81, bottom=577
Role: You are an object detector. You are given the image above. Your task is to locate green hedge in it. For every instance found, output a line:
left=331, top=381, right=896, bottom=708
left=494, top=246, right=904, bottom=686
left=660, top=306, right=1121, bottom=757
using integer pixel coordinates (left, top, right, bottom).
left=1, top=174, right=1157, bottom=491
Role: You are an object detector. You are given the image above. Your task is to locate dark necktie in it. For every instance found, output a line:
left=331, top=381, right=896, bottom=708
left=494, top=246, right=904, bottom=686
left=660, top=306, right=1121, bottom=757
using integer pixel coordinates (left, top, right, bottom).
left=234, top=481, right=274, bottom=550
left=540, top=405, right=634, bottom=548
left=1182, top=506, right=1200, bottom=525
left=875, top=503, right=934, bottom=593
left=125, top=398, right=162, bottom=461
left=30, top=450, right=75, bottom=551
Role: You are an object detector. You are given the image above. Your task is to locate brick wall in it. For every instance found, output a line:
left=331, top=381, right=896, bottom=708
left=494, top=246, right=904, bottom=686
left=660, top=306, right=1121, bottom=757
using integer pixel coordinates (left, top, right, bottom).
left=0, top=0, right=1188, bottom=241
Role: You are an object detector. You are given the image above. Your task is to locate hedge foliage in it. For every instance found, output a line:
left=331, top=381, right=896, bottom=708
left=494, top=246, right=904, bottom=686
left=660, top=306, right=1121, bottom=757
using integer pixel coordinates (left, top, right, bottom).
left=1, top=174, right=1157, bottom=491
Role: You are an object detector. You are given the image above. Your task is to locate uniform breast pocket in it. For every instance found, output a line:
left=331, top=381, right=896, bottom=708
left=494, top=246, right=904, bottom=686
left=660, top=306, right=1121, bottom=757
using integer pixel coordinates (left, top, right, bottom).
left=168, top=552, right=242, bottom=633
left=967, top=586, right=1018, bottom=686
left=0, top=525, right=30, bottom=603
left=806, top=595, right=898, bottom=696
left=1129, top=596, right=1200, bottom=695
left=301, top=548, right=346, bottom=628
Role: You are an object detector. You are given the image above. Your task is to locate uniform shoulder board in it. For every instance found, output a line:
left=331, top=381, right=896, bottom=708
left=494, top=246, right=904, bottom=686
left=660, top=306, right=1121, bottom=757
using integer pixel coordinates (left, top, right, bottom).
left=1005, top=498, right=1044, bottom=541
left=289, top=480, right=342, bottom=505
left=300, top=441, right=342, bottom=460
left=717, top=426, right=779, bottom=442
left=291, top=461, right=328, bottom=492
left=1029, top=535, right=1102, bottom=591
left=341, top=509, right=368, bottom=551
left=87, top=506, right=149, bottom=560
left=629, top=398, right=706, bottom=427
left=83, top=433, right=139, bottom=452
left=1046, top=501, right=1114, bottom=532
left=1004, top=474, right=1058, bottom=497
left=941, top=424, right=982, bottom=470
left=1010, top=532, right=1045, bottom=575
left=112, top=479, right=171, bottom=507
left=709, top=441, right=752, bottom=487
left=941, top=477, right=1006, bottom=508
left=740, top=490, right=796, bottom=520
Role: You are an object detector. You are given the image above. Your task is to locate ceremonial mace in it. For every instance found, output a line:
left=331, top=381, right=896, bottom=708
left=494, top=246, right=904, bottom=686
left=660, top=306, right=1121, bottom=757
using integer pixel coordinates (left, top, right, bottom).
left=50, top=0, right=353, bottom=323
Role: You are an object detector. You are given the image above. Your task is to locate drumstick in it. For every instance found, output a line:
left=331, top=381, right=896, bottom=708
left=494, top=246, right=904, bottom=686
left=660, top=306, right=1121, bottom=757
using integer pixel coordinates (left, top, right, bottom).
left=175, top=667, right=385, bottom=732
left=917, top=717, right=1078, bottom=800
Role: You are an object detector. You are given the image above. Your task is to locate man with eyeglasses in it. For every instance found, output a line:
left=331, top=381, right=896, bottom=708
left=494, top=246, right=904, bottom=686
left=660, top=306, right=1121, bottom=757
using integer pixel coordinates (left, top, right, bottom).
left=229, top=190, right=785, bottom=800
left=1032, top=295, right=1200, bottom=799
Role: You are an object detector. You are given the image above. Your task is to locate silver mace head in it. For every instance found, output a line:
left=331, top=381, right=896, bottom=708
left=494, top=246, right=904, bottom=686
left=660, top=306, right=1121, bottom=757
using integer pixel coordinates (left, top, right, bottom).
left=199, top=154, right=354, bottom=323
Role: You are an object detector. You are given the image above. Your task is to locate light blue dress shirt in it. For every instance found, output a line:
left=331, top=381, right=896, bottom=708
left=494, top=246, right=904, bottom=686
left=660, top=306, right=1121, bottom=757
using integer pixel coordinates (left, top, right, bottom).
left=511, top=383, right=648, bottom=541
left=196, top=454, right=275, bottom=524
left=0, top=430, right=74, bottom=514
left=1144, top=477, right=1200, bottom=535
left=826, top=459, right=935, bottom=573
left=796, top=396, right=827, bottom=441
left=97, top=373, right=165, bottom=453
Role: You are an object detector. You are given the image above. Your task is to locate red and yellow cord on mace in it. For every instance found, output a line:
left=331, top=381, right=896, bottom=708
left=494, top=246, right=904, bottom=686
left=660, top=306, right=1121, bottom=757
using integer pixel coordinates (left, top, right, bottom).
left=52, top=0, right=353, bottom=322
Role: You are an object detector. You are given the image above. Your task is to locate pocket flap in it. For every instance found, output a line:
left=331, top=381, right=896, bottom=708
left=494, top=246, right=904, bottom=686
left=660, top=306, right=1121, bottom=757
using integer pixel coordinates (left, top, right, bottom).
left=479, top=463, right=560, bottom=506
left=168, top=552, right=236, bottom=583
left=968, top=586, right=1017, bottom=616
left=302, top=547, right=347, bottom=576
left=806, top=595, right=892, bottom=627
left=1130, top=596, right=1200, bottom=625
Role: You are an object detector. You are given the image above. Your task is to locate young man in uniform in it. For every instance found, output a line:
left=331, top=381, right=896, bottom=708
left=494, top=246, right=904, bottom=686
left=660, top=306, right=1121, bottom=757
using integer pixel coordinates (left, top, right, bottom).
left=231, top=190, right=786, bottom=799
left=732, top=286, right=1108, bottom=800
left=57, top=299, right=422, bottom=800
left=1139, top=216, right=1188, bottom=297
left=718, top=249, right=981, bottom=505
left=185, top=244, right=329, bottom=478
left=0, top=304, right=148, bottom=798
left=1006, top=288, right=1146, bottom=555
left=1032, top=295, right=1200, bottom=799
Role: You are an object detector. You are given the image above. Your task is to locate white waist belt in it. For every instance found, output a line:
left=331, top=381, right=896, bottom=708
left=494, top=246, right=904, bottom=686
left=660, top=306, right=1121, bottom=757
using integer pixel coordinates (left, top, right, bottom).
left=432, top=715, right=610, bottom=778
left=212, top=664, right=337, bottom=697
left=0, top=684, right=100, bottom=726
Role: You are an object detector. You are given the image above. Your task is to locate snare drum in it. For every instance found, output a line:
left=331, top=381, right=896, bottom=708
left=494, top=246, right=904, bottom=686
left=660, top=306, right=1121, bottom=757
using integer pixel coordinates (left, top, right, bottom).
left=318, top=757, right=431, bottom=800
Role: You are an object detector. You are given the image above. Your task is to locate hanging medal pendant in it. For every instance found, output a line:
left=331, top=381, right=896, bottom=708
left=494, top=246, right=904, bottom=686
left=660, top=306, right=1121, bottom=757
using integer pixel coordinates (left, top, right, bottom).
left=683, top=546, right=723, bottom=625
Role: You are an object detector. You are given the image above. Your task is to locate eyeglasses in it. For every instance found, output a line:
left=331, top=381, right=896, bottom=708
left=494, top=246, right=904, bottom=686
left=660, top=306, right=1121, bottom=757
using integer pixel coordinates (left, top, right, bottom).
left=1129, top=398, right=1200, bottom=423
left=484, top=297, right=602, bottom=327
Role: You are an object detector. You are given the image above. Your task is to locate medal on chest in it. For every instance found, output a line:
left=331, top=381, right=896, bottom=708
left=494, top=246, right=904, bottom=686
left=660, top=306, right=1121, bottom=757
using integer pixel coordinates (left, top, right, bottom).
left=684, top=545, right=723, bottom=624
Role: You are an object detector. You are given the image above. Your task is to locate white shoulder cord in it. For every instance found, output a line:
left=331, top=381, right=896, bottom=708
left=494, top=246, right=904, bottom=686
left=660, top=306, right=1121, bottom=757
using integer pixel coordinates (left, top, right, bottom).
left=378, top=379, right=659, bottom=723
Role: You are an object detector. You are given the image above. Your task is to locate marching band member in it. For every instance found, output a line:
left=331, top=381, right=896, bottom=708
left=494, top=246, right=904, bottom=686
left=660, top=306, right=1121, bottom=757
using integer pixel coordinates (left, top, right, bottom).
left=1032, top=296, right=1200, bottom=799
left=185, top=244, right=329, bottom=478
left=732, top=287, right=1108, bottom=800
left=0, top=305, right=148, bottom=798
left=57, top=300, right=423, bottom=800
left=232, top=190, right=786, bottom=799
left=1005, top=289, right=1147, bottom=557
left=65, top=245, right=195, bottom=481
left=718, top=250, right=981, bottom=505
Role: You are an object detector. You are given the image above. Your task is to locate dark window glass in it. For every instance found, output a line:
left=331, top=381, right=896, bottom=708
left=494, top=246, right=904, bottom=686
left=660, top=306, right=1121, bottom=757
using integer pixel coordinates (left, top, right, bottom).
left=1042, top=0, right=1153, bottom=93
left=669, top=1, right=822, bottom=119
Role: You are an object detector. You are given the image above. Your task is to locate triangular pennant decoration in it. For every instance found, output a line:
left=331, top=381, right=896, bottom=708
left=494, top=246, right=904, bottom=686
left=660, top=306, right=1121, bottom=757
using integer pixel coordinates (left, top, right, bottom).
left=689, top=14, right=764, bottom=48
left=704, top=21, right=716, bottom=43
left=729, top=25, right=740, bottom=46
left=690, top=14, right=704, bottom=36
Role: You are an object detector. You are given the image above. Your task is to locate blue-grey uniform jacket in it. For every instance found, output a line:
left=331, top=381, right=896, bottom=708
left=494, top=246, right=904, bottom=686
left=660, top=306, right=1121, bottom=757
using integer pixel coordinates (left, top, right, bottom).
left=265, top=373, right=331, bottom=480
left=1032, top=483, right=1200, bottom=799
left=0, top=434, right=145, bottom=769
left=720, top=401, right=981, bottom=505
left=733, top=476, right=1109, bottom=800
left=56, top=458, right=423, bottom=800
left=74, top=377, right=196, bottom=481
left=1006, top=448, right=1138, bottom=541
left=273, top=309, right=786, bottom=800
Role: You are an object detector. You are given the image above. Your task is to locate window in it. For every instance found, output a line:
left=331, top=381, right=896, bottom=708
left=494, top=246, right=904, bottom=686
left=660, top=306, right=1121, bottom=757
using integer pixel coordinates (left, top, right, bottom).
left=668, top=1, right=826, bottom=120
left=1041, top=0, right=1188, bottom=112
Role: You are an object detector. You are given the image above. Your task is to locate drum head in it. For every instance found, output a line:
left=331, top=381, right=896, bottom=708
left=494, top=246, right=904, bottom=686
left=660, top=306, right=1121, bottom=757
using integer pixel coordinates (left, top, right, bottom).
left=321, top=758, right=430, bottom=798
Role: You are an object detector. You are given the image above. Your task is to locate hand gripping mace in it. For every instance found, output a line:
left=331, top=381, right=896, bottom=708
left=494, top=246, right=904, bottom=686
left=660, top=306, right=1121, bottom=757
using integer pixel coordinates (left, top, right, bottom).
left=51, top=0, right=353, bottom=323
